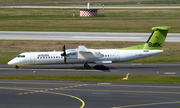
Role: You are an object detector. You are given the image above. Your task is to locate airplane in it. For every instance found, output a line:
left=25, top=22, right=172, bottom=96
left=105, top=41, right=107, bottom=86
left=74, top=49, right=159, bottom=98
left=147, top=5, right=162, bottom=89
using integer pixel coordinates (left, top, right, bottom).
left=8, top=26, right=170, bottom=69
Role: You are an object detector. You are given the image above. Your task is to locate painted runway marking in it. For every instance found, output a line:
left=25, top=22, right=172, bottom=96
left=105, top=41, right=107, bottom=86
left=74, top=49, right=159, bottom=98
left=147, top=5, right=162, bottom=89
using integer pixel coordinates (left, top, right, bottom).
left=98, top=83, right=112, bottom=85
left=44, top=91, right=85, bottom=108
left=0, top=87, right=34, bottom=92
left=63, top=89, right=180, bottom=95
left=113, top=101, right=180, bottom=108
left=18, top=84, right=87, bottom=95
left=0, top=84, right=87, bottom=108
left=63, top=88, right=180, bottom=107
left=18, top=93, right=23, bottom=95
left=1, top=83, right=180, bottom=108
left=164, top=72, right=177, bottom=75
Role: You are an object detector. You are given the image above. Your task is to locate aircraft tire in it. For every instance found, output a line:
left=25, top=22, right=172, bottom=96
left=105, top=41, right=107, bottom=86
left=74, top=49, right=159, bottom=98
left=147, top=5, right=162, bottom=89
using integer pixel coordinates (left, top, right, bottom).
left=15, top=65, right=19, bottom=69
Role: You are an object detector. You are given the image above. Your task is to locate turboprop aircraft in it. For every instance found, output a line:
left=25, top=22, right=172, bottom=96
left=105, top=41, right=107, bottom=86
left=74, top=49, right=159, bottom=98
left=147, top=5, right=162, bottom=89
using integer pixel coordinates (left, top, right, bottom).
left=8, top=26, right=170, bottom=69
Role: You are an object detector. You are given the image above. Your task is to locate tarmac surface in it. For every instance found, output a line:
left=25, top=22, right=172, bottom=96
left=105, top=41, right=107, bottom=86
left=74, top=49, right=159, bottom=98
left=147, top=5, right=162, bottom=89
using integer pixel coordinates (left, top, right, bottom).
left=0, top=31, right=180, bottom=42
left=1, top=63, right=180, bottom=76
left=0, top=63, right=180, bottom=108
left=0, top=79, right=180, bottom=108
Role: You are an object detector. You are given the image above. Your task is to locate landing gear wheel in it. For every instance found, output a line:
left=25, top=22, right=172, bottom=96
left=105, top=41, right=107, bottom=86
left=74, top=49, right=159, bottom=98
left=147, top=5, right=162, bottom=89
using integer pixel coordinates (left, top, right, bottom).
left=84, top=63, right=91, bottom=69
left=15, top=65, right=19, bottom=69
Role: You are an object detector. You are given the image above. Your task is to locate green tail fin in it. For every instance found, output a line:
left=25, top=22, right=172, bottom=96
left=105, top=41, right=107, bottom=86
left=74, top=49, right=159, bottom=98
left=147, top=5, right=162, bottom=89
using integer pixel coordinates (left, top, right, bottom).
left=143, top=26, right=170, bottom=50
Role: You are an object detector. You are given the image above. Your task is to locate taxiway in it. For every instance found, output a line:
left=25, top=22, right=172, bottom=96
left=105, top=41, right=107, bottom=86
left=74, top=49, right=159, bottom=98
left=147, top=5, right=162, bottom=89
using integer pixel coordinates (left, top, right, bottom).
left=1, top=64, right=180, bottom=107
left=0, top=79, right=180, bottom=108
left=0, top=63, right=180, bottom=76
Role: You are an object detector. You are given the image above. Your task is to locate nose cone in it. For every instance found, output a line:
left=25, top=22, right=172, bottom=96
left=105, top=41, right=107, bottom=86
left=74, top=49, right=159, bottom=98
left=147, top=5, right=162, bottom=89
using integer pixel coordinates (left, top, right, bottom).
left=8, top=58, right=17, bottom=65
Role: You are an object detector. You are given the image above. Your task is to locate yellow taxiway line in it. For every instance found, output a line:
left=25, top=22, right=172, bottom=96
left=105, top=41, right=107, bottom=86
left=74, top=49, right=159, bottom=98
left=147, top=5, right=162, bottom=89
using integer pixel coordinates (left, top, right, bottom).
left=0, top=84, right=87, bottom=108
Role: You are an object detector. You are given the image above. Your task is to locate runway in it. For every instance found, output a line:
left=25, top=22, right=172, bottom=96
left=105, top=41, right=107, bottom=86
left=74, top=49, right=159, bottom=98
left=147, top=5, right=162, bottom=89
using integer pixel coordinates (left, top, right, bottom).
left=0, top=79, right=180, bottom=108
left=1, top=63, right=180, bottom=76
left=0, top=31, right=180, bottom=42
left=1, top=6, right=180, bottom=9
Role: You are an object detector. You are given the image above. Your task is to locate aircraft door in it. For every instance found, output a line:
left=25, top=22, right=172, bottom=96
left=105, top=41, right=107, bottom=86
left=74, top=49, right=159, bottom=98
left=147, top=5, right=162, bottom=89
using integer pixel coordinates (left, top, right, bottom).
left=30, top=54, right=35, bottom=64
left=115, top=51, right=120, bottom=61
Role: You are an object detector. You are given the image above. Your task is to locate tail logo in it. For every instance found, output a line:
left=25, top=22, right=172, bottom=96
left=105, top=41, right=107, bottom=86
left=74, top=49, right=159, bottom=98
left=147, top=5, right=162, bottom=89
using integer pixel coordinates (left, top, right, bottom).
left=148, top=42, right=162, bottom=47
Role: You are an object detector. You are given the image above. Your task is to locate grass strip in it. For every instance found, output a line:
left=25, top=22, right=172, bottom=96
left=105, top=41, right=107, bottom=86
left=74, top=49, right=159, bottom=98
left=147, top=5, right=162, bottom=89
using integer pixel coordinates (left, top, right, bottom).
left=1, top=8, right=180, bottom=32
left=0, top=52, right=20, bottom=64
left=0, top=75, right=180, bottom=84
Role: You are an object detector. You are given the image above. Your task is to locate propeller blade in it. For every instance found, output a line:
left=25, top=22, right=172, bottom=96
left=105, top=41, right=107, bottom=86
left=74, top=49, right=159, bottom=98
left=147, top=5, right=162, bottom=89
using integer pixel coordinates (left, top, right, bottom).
left=63, top=45, right=65, bottom=52
left=64, top=56, right=67, bottom=64
left=61, top=45, right=67, bottom=64
left=63, top=45, right=66, bottom=56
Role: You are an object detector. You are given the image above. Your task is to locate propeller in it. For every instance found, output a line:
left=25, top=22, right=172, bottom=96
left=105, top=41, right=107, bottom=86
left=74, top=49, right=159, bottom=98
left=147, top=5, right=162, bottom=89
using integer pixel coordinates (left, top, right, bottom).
left=61, top=45, right=67, bottom=64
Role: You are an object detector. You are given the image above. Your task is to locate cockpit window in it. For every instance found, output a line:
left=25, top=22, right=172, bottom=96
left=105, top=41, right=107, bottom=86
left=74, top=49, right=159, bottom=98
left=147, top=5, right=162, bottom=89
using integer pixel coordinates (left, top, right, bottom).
left=17, top=55, right=25, bottom=58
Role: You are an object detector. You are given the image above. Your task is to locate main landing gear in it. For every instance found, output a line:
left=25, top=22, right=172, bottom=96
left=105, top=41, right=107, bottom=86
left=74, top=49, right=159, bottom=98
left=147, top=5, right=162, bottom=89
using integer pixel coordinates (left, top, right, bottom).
left=15, top=65, right=19, bottom=69
left=84, top=62, right=91, bottom=69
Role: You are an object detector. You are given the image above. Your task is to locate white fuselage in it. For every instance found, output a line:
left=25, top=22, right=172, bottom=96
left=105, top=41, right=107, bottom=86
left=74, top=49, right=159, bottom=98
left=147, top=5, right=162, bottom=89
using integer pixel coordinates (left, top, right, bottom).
left=8, top=49, right=163, bottom=66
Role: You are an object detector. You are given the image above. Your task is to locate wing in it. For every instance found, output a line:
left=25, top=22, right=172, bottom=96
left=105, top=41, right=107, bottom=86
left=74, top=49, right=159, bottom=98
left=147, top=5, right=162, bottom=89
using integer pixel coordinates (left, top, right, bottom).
left=77, top=46, right=103, bottom=60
